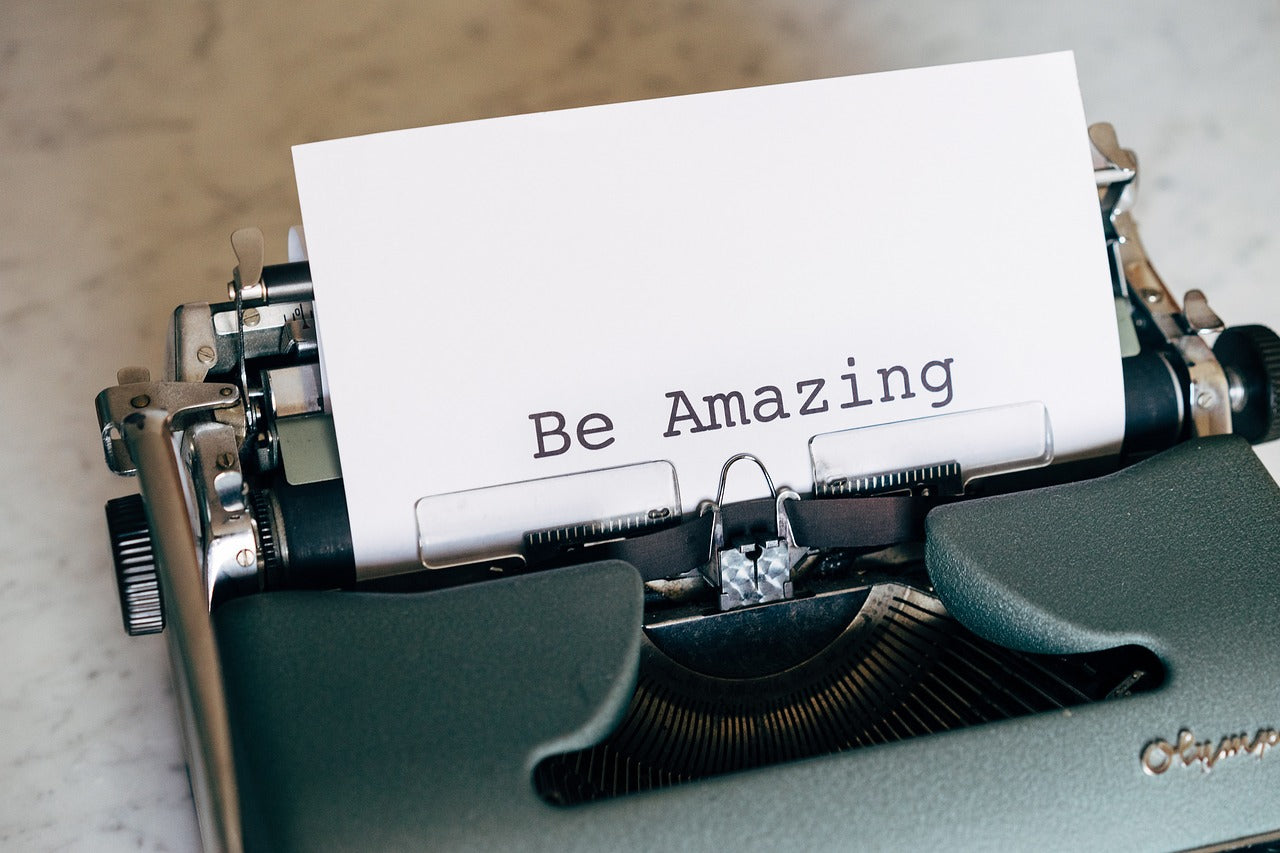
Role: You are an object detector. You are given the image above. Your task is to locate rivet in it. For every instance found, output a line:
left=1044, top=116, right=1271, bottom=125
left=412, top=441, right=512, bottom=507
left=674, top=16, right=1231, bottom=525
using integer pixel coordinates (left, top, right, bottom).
left=130, top=395, right=151, bottom=408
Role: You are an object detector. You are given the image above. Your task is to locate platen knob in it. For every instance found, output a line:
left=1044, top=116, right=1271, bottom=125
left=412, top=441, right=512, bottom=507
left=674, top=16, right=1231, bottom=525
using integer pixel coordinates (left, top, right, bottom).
left=1214, top=325, right=1280, bottom=445
left=104, top=495, right=164, bottom=636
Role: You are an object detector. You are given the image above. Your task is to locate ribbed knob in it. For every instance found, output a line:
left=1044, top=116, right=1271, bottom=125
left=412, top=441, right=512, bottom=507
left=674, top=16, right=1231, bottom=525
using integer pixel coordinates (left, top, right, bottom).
left=250, top=489, right=283, bottom=585
left=104, top=495, right=165, bottom=635
left=1214, top=324, right=1280, bottom=445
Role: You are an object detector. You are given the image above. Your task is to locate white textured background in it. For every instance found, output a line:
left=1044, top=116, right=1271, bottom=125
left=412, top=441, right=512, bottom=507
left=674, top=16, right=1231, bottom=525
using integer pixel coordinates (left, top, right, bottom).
left=1, top=2, right=1276, bottom=849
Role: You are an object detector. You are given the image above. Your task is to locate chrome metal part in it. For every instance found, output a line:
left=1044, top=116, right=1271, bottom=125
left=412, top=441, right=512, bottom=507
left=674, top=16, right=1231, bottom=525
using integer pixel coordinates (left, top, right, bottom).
left=1091, top=122, right=1140, bottom=303
left=1094, top=123, right=1233, bottom=440
left=697, top=499, right=724, bottom=571
left=211, top=302, right=317, bottom=361
left=757, top=488, right=802, bottom=603
left=116, top=365, right=150, bottom=385
left=811, top=403, right=1051, bottom=495
left=717, top=546, right=759, bottom=610
left=1179, top=335, right=1233, bottom=436
left=701, top=454, right=802, bottom=611
left=171, top=296, right=315, bottom=387
left=1183, top=289, right=1225, bottom=338
left=249, top=488, right=287, bottom=581
left=106, top=385, right=243, bottom=853
left=525, top=508, right=674, bottom=550
left=231, top=275, right=256, bottom=452
left=416, top=461, right=680, bottom=573
left=822, top=461, right=962, bottom=497
left=96, top=374, right=243, bottom=476
left=230, top=227, right=266, bottom=302
left=1141, top=728, right=1280, bottom=776
left=1114, top=211, right=1232, bottom=437
left=1090, top=123, right=1136, bottom=179
left=185, top=422, right=260, bottom=606
left=1113, top=212, right=1183, bottom=341
left=1090, top=122, right=1138, bottom=228
left=262, top=364, right=325, bottom=419
left=170, top=303, right=220, bottom=382
left=1226, top=368, right=1248, bottom=414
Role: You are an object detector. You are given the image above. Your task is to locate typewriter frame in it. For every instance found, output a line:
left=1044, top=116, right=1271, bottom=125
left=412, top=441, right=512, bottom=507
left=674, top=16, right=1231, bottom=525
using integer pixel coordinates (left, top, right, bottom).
left=94, top=125, right=1280, bottom=851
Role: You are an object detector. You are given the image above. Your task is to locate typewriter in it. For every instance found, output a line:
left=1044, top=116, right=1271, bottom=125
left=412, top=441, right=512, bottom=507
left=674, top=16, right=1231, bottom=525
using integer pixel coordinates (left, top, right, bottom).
left=94, top=124, right=1280, bottom=852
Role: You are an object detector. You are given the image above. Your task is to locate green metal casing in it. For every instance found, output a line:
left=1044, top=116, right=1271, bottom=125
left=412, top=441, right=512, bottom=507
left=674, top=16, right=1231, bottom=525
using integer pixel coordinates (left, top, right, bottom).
left=214, top=436, right=1280, bottom=851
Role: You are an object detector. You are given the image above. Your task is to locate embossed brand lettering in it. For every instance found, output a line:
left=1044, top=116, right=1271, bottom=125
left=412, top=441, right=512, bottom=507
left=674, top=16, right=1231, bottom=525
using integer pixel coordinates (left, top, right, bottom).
left=1141, top=728, right=1280, bottom=776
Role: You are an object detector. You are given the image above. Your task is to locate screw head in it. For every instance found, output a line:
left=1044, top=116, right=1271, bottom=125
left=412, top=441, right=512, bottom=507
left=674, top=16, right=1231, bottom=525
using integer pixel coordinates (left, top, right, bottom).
left=242, top=308, right=261, bottom=327
left=196, top=345, right=216, bottom=364
left=1196, top=390, right=1215, bottom=409
left=235, top=548, right=256, bottom=568
left=215, top=451, right=237, bottom=470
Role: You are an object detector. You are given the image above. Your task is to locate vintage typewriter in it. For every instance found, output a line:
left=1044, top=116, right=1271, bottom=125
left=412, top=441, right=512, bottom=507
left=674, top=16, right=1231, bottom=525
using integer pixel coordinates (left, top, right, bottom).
left=94, top=124, right=1280, bottom=851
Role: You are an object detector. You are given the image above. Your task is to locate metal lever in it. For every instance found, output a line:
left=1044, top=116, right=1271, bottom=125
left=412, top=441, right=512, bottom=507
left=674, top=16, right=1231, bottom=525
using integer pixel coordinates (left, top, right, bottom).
left=1091, top=124, right=1233, bottom=439
left=228, top=228, right=266, bottom=449
left=230, top=227, right=265, bottom=301
left=96, top=375, right=245, bottom=853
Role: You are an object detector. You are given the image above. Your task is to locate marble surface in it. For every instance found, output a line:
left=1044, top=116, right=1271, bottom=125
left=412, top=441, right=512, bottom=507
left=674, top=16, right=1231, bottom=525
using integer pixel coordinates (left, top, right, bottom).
left=1, top=1, right=1277, bottom=849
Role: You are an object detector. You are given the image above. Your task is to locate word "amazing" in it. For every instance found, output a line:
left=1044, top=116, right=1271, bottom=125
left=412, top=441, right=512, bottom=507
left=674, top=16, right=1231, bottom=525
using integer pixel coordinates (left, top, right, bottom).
left=527, top=356, right=955, bottom=459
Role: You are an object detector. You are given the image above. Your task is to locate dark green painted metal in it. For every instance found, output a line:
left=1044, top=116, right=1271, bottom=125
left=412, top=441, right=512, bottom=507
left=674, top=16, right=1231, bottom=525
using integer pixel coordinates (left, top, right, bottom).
left=215, top=438, right=1280, bottom=851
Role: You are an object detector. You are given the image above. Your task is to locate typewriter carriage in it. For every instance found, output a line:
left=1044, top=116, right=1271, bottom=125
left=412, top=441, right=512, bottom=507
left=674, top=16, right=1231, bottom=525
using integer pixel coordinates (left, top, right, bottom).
left=96, top=123, right=1280, bottom=621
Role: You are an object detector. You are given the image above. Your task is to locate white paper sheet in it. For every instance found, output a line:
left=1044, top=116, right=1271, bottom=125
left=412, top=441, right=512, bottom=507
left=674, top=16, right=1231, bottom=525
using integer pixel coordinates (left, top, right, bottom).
left=293, top=52, right=1124, bottom=576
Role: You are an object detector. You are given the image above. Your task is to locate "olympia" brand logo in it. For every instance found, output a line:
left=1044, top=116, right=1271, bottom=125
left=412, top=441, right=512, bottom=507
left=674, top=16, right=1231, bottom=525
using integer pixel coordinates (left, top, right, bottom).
left=1141, top=728, right=1280, bottom=776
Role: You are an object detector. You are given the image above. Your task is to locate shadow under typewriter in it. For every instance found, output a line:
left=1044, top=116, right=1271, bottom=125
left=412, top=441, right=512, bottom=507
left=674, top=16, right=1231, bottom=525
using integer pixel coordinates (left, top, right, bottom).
left=535, top=554, right=1163, bottom=805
